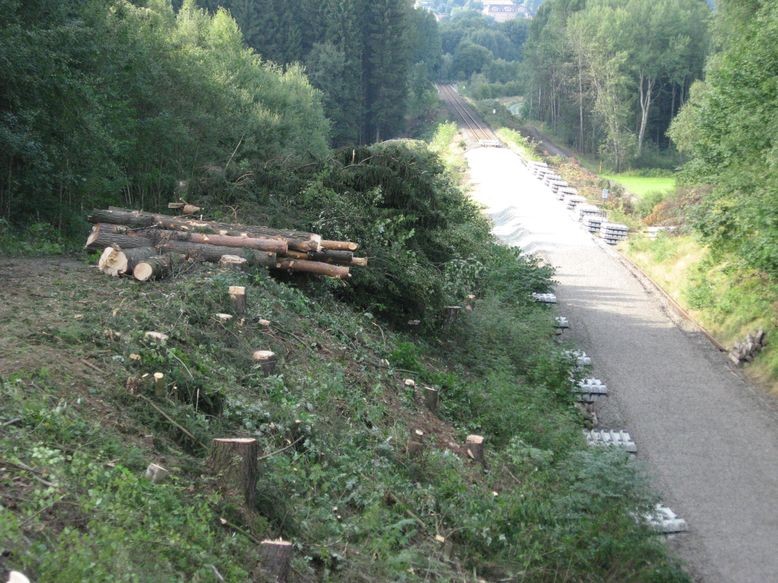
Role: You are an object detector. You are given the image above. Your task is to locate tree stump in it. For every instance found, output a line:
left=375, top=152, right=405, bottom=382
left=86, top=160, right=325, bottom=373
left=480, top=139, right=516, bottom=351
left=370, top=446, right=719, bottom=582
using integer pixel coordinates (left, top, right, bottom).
left=407, top=429, right=425, bottom=457
left=253, top=350, right=277, bottom=375
left=229, top=286, right=247, bottom=315
left=144, top=463, right=169, bottom=483
left=465, top=435, right=485, bottom=465
left=208, top=438, right=259, bottom=508
left=258, top=539, right=293, bottom=582
left=423, top=387, right=439, bottom=414
left=153, top=372, right=165, bottom=397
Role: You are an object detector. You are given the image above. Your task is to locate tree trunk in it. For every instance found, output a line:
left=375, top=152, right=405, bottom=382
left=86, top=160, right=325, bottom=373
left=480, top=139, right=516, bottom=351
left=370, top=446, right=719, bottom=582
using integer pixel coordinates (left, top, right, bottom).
left=637, top=74, right=654, bottom=157
left=208, top=438, right=259, bottom=508
left=157, top=240, right=276, bottom=267
left=258, top=539, right=293, bottom=583
left=149, top=229, right=288, bottom=254
left=274, top=259, right=350, bottom=279
left=85, top=226, right=154, bottom=250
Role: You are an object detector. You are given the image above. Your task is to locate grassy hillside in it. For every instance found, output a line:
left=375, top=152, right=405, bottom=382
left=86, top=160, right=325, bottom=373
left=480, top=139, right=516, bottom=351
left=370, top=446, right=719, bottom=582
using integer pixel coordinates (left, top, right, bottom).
left=0, top=135, right=688, bottom=581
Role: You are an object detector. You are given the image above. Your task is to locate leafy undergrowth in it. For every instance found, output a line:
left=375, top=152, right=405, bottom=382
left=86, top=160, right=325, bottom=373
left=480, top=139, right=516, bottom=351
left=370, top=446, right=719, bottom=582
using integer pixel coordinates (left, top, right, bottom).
left=627, top=234, right=778, bottom=393
left=0, top=254, right=687, bottom=581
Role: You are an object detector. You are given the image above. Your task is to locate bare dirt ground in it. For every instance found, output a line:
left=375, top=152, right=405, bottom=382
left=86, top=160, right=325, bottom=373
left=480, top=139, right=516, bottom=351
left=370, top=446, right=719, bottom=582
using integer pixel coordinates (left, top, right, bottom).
left=465, top=147, right=778, bottom=583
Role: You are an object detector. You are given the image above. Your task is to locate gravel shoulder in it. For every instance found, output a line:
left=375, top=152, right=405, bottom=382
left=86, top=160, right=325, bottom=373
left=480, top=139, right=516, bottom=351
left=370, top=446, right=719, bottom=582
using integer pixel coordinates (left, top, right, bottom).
left=465, top=147, right=778, bottom=583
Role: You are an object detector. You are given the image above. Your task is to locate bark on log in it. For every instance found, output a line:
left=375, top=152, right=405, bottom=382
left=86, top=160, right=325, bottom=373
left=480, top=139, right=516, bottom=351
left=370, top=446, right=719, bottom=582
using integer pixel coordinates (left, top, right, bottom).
left=274, top=259, right=350, bottom=279
left=157, top=240, right=276, bottom=266
left=321, top=240, right=359, bottom=251
left=307, top=249, right=353, bottom=264
left=465, top=435, right=485, bottom=465
left=208, top=438, right=259, bottom=508
left=95, top=208, right=320, bottom=251
left=85, top=226, right=154, bottom=250
left=229, top=286, right=246, bottom=315
left=150, top=229, right=288, bottom=254
left=259, top=539, right=293, bottom=583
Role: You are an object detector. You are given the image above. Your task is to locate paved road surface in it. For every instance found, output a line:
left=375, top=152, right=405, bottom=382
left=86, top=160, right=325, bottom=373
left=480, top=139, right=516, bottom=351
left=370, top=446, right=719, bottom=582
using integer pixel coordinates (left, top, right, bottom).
left=465, top=146, right=778, bottom=583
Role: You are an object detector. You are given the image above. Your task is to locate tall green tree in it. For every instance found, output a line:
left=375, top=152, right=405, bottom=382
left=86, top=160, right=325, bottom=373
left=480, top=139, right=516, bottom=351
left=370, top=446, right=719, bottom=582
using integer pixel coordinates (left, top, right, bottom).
left=669, top=0, right=778, bottom=275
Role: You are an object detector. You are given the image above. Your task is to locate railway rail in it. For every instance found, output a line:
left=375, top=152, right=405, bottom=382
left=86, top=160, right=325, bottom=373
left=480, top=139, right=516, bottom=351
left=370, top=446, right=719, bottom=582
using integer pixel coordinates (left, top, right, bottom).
left=436, top=84, right=500, bottom=146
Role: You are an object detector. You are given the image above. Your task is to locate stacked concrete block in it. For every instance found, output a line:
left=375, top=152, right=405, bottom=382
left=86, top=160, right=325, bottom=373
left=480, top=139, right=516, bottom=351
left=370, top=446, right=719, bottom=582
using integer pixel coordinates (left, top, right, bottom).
left=565, top=349, right=592, bottom=368
left=550, top=180, right=568, bottom=194
left=583, top=215, right=604, bottom=233
left=601, top=222, right=629, bottom=245
left=532, top=292, right=557, bottom=304
left=566, top=195, right=587, bottom=211
left=644, top=505, right=688, bottom=534
left=585, top=429, right=637, bottom=453
left=554, top=316, right=570, bottom=329
left=574, top=378, right=608, bottom=402
left=576, top=204, right=602, bottom=222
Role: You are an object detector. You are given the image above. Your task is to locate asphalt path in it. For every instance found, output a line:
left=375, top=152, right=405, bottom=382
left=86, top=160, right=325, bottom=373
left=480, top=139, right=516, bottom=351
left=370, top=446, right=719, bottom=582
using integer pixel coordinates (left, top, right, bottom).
left=465, top=146, right=778, bottom=583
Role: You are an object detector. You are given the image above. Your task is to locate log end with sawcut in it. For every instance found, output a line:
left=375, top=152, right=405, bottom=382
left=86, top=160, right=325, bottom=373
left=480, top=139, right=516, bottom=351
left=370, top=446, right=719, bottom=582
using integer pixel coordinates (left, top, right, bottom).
left=98, top=247, right=127, bottom=277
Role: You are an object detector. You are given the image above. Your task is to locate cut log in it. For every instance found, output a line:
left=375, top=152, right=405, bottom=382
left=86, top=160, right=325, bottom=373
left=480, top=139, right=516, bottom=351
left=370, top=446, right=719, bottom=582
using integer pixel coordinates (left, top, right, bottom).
left=321, top=240, right=359, bottom=251
left=133, top=255, right=176, bottom=282
left=259, top=539, right=293, bottom=583
left=157, top=240, right=276, bottom=267
left=229, top=286, right=246, bottom=315
left=149, top=229, right=288, bottom=254
left=95, top=208, right=321, bottom=251
left=351, top=257, right=368, bottom=267
left=144, top=331, right=169, bottom=345
left=182, top=204, right=201, bottom=215
left=97, top=247, right=126, bottom=277
left=85, top=225, right=154, bottom=250
left=465, top=435, right=485, bottom=464
left=274, top=259, right=350, bottom=279
left=423, top=387, right=439, bottom=414
left=214, top=313, right=234, bottom=324
left=219, top=255, right=248, bottom=268
left=208, top=438, right=259, bottom=508
left=253, top=350, right=277, bottom=375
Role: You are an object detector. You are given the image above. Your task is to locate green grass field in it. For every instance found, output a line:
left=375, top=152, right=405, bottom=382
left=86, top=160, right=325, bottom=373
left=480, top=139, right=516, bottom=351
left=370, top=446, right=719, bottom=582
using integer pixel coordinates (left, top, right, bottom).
left=602, top=174, right=676, bottom=198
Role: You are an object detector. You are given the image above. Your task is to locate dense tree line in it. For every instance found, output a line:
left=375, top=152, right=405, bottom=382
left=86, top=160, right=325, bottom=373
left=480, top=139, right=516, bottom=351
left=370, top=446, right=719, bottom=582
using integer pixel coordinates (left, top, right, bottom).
left=669, top=0, right=778, bottom=276
left=522, top=0, right=710, bottom=169
left=0, top=0, right=328, bottom=233
left=437, top=10, right=530, bottom=97
left=200, top=0, right=442, bottom=144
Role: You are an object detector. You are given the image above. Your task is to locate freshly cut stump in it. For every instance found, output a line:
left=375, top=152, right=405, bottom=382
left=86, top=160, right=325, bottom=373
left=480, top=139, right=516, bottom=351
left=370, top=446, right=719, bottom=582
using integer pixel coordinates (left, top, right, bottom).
left=407, top=429, right=425, bottom=457
left=253, top=350, right=277, bottom=375
left=208, top=438, right=259, bottom=508
left=465, top=435, right=485, bottom=464
left=229, top=286, right=247, bottom=315
left=259, top=539, right=293, bottom=583
left=423, top=386, right=440, bottom=414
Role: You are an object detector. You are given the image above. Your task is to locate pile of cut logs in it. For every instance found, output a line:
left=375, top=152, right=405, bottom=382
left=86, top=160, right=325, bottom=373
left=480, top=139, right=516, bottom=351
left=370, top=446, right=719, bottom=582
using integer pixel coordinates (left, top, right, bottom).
left=85, top=207, right=365, bottom=281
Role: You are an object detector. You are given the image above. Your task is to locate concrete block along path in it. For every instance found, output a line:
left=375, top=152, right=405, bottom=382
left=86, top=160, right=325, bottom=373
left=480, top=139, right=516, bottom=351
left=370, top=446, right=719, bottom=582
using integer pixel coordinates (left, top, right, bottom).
left=466, top=147, right=778, bottom=583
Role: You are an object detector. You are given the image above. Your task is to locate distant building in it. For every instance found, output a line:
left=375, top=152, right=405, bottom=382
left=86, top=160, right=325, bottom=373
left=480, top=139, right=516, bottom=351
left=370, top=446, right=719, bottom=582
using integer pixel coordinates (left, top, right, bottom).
left=481, top=0, right=526, bottom=22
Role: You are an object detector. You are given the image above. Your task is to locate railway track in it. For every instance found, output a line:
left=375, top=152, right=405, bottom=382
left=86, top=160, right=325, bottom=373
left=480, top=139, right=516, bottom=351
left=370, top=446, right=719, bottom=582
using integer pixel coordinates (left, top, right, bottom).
left=436, top=84, right=500, bottom=146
